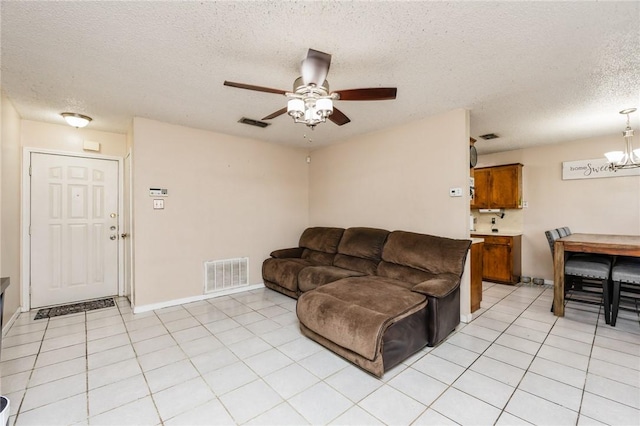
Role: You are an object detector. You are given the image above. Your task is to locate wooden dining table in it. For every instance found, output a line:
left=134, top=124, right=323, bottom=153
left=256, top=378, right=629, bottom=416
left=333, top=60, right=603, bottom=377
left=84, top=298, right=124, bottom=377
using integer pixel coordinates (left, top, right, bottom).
left=553, top=233, right=640, bottom=316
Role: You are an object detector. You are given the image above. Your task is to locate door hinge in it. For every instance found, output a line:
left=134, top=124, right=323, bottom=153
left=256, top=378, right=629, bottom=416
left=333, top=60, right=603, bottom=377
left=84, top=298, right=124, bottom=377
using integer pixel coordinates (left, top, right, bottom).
left=29, top=165, right=32, bottom=176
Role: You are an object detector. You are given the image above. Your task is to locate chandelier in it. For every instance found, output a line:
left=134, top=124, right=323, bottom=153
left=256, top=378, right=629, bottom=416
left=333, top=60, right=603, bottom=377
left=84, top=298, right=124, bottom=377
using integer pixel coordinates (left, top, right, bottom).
left=605, top=108, right=640, bottom=170
left=286, top=77, right=337, bottom=129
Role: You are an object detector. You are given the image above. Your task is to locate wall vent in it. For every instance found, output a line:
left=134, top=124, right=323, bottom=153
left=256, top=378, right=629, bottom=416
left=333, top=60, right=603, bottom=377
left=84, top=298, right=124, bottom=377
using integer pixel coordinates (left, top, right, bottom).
left=479, top=133, right=499, bottom=140
left=204, top=257, right=249, bottom=293
left=238, top=117, right=270, bottom=128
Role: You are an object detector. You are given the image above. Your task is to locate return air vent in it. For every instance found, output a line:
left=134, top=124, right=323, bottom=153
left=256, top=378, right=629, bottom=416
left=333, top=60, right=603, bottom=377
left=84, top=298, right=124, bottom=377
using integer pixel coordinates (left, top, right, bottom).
left=238, top=117, right=270, bottom=128
left=479, top=133, right=499, bottom=140
left=204, top=257, right=249, bottom=294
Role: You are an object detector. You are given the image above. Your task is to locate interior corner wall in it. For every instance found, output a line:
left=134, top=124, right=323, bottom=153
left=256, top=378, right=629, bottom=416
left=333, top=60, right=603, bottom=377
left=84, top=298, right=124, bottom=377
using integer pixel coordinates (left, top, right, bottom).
left=131, top=118, right=309, bottom=307
left=1, top=92, right=22, bottom=328
left=477, top=135, right=640, bottom=281
left=309, top=108, right=470, bottom=239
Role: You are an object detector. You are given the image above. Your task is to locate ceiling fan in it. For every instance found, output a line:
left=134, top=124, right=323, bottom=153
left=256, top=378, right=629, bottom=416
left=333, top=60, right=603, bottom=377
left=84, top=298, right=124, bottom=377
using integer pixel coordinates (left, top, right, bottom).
left=224, top=48, right=397, bottom=129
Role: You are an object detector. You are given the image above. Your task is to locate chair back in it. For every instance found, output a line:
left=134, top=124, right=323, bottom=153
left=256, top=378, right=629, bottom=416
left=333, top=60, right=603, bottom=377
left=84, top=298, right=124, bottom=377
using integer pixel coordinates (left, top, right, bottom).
left=544, top=228, right=563, bottom=257
left=558, top=227, right=572, bottom=237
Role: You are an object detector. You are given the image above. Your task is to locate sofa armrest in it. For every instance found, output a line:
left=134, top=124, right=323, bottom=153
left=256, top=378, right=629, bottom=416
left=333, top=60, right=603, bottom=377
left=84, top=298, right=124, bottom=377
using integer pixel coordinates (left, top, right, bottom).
left=412, top=274, right=460, bottom=298
left=270, top=247, right=305, bottom=259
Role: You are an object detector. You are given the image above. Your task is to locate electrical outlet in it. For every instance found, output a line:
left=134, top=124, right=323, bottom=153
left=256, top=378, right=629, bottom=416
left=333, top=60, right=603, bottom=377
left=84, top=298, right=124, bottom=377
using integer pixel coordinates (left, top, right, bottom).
left=491, top=218, right=496, bottom=224
left=153, top=199, right=164, bottom=209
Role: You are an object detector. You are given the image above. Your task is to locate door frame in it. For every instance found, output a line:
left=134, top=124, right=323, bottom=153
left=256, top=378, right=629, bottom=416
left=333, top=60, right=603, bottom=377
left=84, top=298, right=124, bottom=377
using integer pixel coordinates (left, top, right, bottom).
left=21, top=148, right=125, bottom=311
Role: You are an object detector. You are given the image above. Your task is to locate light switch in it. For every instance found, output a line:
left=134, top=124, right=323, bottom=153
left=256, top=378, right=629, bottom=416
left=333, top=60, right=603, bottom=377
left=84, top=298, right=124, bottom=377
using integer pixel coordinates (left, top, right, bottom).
left=449, top=187, right=463, bottom=197
left=153, top=199, right=164, bottom=209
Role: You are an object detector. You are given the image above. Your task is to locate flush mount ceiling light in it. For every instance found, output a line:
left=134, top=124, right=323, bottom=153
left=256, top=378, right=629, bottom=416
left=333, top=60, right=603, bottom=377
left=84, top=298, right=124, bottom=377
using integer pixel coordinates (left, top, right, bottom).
left=605, top=108, right=640, bottom=170
left=61, top=112, right=92, bottom=128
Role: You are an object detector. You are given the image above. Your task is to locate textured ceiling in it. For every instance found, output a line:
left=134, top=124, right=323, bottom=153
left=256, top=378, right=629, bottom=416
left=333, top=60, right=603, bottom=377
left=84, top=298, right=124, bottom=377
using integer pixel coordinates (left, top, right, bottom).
left=1, top=1, right=639, bottom=154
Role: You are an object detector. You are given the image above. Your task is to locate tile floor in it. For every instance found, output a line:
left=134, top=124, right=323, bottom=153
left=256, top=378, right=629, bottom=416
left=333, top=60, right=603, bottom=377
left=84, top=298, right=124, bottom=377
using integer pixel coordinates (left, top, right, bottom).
left=1, top=282, right=639, bottom=425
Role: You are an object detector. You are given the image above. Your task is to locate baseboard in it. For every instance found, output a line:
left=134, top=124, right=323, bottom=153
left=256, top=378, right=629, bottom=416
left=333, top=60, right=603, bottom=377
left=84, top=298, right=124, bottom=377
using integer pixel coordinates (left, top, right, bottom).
left=132, top=283, right=265, bottom=314
left=460, top=313, right=473, bottom=324
left=2, top=307, right=22, bottom=337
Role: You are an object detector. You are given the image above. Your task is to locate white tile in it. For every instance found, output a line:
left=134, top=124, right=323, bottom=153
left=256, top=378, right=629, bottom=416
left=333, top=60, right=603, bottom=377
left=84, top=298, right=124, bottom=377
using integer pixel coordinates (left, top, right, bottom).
left=156, top=308, right=191, bottom=323
left=585, top=373, right=640, bottom=409
left=144, top=359, right=199, bottom=393
left=331, top=405, right=383, bottom=425
left=16, top=393, right=87, bottom=426
left=244, top=348, right=293, bottom=377
left=505, top=389, right=578, bottom=425
left=246, top=402, right=310, bottom=425
left=495, top=412, right=534, bottom=425
left=178, top=335, right=223, bottom=358
left=413, top=408, right=458, bottom=425
left=170, top=325, right=210, bottom=344
left=388, top=367, right=447, bottom=406
left=519, top=372, right=583, bottom=412
left=152, top=377, right=215, bottom=421
left=28, top=357, right=86, bottom=387
left=40, top=332, right=85, bottom=352
left=0, top=371, right=30, bottom=394
left=528, top=357, right=587, bottom=389
left=325, top=367, right=382, bottom=403
left=480, top=309, right=519, bottom=324
left=469, top=356, right=525, bottom=387
left=1, top=356, right=36, bottom=377
left=215, top=326, right=254, bottom=345
left=580, top=392, right=640, bottom=425
left=88, top=396, right=160, bottom=426
left=43, top=322, right=85, bottom=339
left=505, top=324, right=548, bottom=343
left=298, top=349, right=349, bottom=379
left=288, top=382, right=353, bottom=424
left=484, top=343, right=534, bottom=370
left=165, top=399, right=235, bottom=426
left=272, top=311, right=298, bottom=326
left=544, top=333, right=593, bottom=356
left=202, top=361, right=258, bottom=396
left=2, top=330, right=45, bottom=348
left=163, top=317, right=200, bottom=333
left=204, top=318, right=241, bottom=334
left=4, top=389, right=25, bottom=417
left=453, top=369, right=515, bottom=409
left=192, top=309, right=228, bottom=325
left=359, top=384, right=425, bottom=425
left=1, top=343, right=40, bottom=362
left=596, top=324, right=640, bottom=345
left=21, top=373, right=86, bottom=412
left=232, top=311, right=266, bottom=325
left=137, top=345, right=186, bottom=372
left=263, top=363, right=320, bottom=399
left=6, top=323, right=47, bottom=337
left=190, top=347, right=239, bottom=375
left=88, top=357, right=142, bottom=390
left=219, top=379, right=283, bottom=424
left=86, top=323, right=126, bottom=341
left=494, top=333, right=541, bottom=355
left=278, top=337, right=323, bottom=361
left=593, top=335, right=640, bottom=356
left=246, top=318, right=282, bottom=335
left=550, top=324, right=595, bottom=345
left=538, top=344, right=590, bottom=370
left=85, top=314, right=123, bottom=330
left=431, top=342, right=480, bottom=368
left=412, top=354, right=465, bottom=385
left=468, top=316, right=510, bottom=333
left=128, top=324, right=168, bottom=343
left=132, top=333, right=176, bottom=355
left=87, top=333, right=130, bottom=355
left=446, top=332, right=493, bottom=353
left=88, top=374, right=149, bottom=416
left=588, top=358, right=640, bottom=388
left=87, top=344, right=135, bottom=370
left=256, top=305, right=288, bottom=318
left=431, top=387, right=502, bottom=425
left=577, top=414, right=608, bottom=426
left=227, top=335, right=271, bottom=359
left=124, top=315, right=162, bottom=331
left=260, top=326, right=300, bottom=347
left=591, top=345, right=640, bottom=371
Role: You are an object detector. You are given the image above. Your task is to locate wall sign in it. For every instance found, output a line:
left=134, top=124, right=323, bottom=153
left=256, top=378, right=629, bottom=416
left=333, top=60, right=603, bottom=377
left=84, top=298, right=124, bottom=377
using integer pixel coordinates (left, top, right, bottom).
left=562, top=158, right=640, bottom=180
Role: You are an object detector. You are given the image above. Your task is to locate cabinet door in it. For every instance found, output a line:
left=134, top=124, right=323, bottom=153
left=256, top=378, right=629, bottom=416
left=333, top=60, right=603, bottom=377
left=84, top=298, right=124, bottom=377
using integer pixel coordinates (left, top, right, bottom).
left=482, top=243, right=513, bottom=283
left=490, top=165, right=521, bottom=208
left=471, top=168, right=490, bottom=209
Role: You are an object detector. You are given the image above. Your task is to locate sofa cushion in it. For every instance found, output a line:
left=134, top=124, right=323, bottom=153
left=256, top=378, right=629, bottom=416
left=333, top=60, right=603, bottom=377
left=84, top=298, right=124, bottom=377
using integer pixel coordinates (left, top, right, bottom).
left=302, top=249, right=335, bottom=266
left=377, top=261, right=437, bottom=284
left=262, top=258, right=311, bottom=292
left=270, top=247, right=304, bottom=259
left=297, top=277, right=427, bottom=361
left=298, top=266, right=365, bottom=293
left=299, top=227, right=345, bottom=253
left=334, top=254, right=378, bottom=275
left=411, top=274, right=460, bottom=298
left=382, top=231, right=471, bottom=276
left=338, top=227, right=389, bottom=260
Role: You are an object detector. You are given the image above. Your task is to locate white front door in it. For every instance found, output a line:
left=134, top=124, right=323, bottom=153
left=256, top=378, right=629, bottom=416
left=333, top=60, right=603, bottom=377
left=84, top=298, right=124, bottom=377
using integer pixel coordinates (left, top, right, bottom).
left=30, top=153, right=119, bottom=308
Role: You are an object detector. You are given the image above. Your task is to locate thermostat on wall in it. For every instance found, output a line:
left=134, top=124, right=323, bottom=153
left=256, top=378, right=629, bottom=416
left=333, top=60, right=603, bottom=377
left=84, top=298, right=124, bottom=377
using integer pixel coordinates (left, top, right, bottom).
left=149, top=188, right=168, bottom=197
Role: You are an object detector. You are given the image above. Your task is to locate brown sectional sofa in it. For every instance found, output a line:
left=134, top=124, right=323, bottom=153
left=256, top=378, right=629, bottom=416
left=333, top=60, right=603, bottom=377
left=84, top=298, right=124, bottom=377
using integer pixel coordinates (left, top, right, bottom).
left=262, top=227, right=471, bottom=377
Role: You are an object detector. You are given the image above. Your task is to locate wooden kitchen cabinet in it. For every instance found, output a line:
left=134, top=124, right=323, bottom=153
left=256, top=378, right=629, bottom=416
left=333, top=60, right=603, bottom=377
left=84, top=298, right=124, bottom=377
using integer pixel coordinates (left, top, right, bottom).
left=472, top=234, right=522, bottom=285
left=470, top=242, right=483, bottom=312
left=471, top=163, right=523, bottom=209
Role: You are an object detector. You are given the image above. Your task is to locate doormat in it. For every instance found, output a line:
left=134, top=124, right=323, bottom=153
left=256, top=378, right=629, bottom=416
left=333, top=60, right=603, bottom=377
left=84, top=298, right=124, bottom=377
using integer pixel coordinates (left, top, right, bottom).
left=34, top=297, right=116, bottom=320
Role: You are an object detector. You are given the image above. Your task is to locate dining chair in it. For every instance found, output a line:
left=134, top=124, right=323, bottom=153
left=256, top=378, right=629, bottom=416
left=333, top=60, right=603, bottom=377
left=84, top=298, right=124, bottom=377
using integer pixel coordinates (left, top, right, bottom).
left=610, top=257, right=640, bottom=326
left=545, top=227, right=613, bottom=323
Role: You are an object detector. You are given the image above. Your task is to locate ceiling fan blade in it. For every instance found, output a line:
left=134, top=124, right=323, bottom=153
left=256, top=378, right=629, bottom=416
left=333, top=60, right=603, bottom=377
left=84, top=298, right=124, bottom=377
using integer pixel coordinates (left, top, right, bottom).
left=329, top=107, right=351, bottom=126
left=301, top=49, right=332, bottom=86
left=262, top=107, right=287, bottom=120
left=335, top=87, right=397, bottom=101
left=223, top=81, right=287, bottom=95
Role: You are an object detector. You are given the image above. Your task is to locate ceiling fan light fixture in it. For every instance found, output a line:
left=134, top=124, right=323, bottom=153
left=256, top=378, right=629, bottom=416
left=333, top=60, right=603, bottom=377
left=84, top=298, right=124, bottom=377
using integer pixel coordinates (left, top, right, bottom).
left=287, top=99, right=304, bottom=119
left=61, top=112, right=92, bottom=128
left=315, top=98, right=333, bottom=118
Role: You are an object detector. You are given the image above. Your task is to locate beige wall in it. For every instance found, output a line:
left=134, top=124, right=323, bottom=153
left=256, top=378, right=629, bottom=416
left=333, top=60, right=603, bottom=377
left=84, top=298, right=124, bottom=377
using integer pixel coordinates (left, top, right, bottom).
left=21, top=120, right=126, bottom=157
left=310, top=108, right=470, bottom=239
left=131, top=118, right=309, bottom=307
left=477, top=135, right=640, bottom=281
left=1, top=92, right=22, bottom=327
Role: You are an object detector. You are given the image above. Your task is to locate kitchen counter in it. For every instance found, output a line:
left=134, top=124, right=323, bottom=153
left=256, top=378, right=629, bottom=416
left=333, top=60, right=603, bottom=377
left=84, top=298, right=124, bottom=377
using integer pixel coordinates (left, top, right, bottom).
left=471, top=237, right=484, bottom=244
left=471, top=231, right=523, bottom=237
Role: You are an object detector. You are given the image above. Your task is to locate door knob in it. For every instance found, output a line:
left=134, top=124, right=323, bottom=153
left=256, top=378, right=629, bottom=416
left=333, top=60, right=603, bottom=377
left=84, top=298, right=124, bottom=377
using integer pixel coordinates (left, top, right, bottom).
left=110, top=235, right=117, bottom=240
left=121, top=233, right=128, bottom=238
